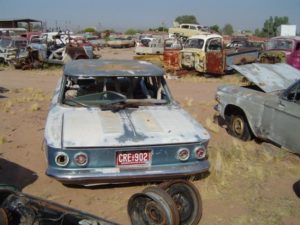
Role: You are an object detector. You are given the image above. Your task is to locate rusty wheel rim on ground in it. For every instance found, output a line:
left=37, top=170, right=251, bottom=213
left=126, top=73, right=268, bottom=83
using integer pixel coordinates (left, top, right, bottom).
left=159, top=180, right=202, bottom=225
left=128, top=187, right=180, bottom=225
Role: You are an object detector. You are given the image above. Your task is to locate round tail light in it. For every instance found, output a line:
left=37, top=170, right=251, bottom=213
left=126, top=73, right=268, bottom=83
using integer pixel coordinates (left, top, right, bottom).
left=55, top=152, right=69, bottom=167
left=177, top=148, right=190, bottom=161
left=74, top=152, right=88, bottom=166
left=194, top=146, right=206, bottom=159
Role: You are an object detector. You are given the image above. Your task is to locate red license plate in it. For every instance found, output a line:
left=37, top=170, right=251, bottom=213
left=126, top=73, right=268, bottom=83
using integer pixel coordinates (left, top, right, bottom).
left=116, top=150, right=152, bottom=167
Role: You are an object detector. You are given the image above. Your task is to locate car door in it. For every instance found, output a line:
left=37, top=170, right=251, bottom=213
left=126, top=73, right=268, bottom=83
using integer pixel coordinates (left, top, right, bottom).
left=263, top=81, right=300, bottom=153
left=163, top=39, right=182, bottom=71
left=287, top=41, right=300, bottom=70
left=205, top=37, right=225, bottom=74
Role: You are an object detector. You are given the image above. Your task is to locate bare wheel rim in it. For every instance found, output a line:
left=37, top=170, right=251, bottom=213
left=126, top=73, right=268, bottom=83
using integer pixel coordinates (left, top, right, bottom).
left=145, top=200, right=167, bottom=224
left=232, top=116, right=244, bottom=136
left=159, top=180, right=202, bottom=225
left=128, top=189, right=180, bottom=225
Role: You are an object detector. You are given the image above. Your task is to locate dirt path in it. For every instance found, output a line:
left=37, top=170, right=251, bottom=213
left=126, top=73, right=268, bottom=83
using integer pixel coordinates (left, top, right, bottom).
left=0, top=48, right=299, bottom=225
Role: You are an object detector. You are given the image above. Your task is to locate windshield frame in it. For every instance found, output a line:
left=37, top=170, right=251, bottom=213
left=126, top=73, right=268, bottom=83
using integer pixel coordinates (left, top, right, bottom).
left=59, top=75, right=173, bottom=108
left=266, top=38, right=294, bottom=51
left=184, top=38, right=205, bottom=49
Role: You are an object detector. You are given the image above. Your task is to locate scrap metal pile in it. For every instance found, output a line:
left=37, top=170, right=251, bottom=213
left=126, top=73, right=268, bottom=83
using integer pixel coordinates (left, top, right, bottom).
left=0, top=180, right=202, bottom=225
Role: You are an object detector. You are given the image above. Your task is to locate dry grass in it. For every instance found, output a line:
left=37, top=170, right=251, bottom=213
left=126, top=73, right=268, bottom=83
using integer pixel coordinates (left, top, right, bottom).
left=181, top=72, right=248, bottom=86
left=0, top=135, right=7, bottom=144
left=205, top=117, right=220, bottom=133
left=201, top=139, right=300, bottom=225
left=29, top=102, right=41, bottom=111
left=0, top=88, right=49, bottom=113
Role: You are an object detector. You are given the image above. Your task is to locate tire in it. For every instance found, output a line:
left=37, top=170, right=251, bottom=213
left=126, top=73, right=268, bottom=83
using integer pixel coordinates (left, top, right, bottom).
left=229, top=114, right=252, bottom=141
left=293, top=180, right=300, bottom=198
left=159, top=180, right=202, bottom=225
left=128, top=187, right=180, bottom=225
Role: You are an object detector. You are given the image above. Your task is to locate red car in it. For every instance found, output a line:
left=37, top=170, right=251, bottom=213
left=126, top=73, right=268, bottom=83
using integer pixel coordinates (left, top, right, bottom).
left=260, top=36, right=300, bottom=70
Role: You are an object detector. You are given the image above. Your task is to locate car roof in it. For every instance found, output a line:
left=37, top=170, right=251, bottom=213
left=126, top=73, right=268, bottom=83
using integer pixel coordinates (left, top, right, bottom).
left=64, top=59, right=165, bottom=77
left=271, top=36, right=300, bottom=42
left=188, top=33, right=222, bottom=40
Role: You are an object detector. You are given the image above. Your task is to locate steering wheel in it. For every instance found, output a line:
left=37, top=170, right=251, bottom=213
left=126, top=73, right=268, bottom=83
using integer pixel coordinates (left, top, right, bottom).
left=98, top=91, right=127, bottom=100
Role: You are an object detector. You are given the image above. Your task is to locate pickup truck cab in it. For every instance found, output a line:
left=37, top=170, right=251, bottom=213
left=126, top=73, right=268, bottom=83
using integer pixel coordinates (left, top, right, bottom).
left=135, top=37, right=164, bottom=55
left=168, top=24, right=208, bottom=38
left=180, top=34, right=259, bottom=75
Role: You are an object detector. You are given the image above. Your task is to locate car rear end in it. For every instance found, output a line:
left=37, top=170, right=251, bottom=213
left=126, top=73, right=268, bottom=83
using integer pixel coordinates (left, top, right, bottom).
left=46, top=140, right=209, bottom=185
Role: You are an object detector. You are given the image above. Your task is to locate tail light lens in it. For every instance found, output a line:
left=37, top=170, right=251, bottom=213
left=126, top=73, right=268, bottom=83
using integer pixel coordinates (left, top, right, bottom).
left=177, top=148, right=190, bottom=161
left=55, top=152, right=69, bottom=167
left=194, top=146, right=206, bottom=159
left=74, top=152, right=88, bottom=166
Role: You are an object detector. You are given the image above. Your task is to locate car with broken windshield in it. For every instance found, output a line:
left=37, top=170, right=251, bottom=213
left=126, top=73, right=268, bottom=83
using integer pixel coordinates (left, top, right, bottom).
left=44, top=59, right=210, bottom=185
left=215, top=63, right=300, bottom=154
left=259, top=36, right=300, bottom=70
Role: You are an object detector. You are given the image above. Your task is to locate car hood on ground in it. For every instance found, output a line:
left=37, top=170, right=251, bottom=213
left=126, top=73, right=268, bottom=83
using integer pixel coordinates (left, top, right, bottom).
left=231, top=63, right=300, bottom=93
left=45, top=106, right=210, bottom=148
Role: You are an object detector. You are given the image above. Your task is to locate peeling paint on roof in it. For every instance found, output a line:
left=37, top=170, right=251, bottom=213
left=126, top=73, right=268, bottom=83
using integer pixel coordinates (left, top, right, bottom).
left=64, top=59, right=164, bottom=77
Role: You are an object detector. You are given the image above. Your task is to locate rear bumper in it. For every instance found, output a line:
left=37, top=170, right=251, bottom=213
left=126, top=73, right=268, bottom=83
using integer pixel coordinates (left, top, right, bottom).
left=46, top=160, right=209, bottom=185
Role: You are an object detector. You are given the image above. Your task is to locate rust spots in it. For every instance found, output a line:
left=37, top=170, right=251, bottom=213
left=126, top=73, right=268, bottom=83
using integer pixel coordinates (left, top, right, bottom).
left=163, top=50, right=181, bottom=71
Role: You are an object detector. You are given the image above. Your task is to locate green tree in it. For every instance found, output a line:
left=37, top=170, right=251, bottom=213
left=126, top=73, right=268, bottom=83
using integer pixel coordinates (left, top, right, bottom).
left=175, top=15, right=198, bottom=24
left=222, top=24, right=234, bottom=35
left=83, top=27, right=96, bottom=33
left=254, top=28, right=261, bottom=36
left=210, top=25, right=220, bottom=33
left=125, top=28, right=144, bottom=35
left=260, top=16, right=289, bottom=37
left=125, top=29, right=137, bottom=35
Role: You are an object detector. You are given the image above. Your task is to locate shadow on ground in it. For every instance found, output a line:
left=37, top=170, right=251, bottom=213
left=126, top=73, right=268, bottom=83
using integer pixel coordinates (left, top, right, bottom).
left=0, top=157, right=38, bottom=190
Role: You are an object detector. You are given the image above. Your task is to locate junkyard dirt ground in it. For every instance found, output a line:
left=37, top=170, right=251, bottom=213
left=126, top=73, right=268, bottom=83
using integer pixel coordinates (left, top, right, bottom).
left=0, top=48, right=299, bottom=225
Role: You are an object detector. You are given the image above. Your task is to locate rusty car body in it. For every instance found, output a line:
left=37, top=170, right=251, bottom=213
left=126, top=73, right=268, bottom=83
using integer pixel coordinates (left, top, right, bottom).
left=44, top=59, right=210, bottom=185
left=259, top=36, right=300, bottom=70
left=0, top=36, right=28, bottom=64
left=29, top=33, right=94, bottom=65
left=180, top=34, right=259, bottom=75
left=163, top=38, right=183, bottom=72
left=0, top=185, right=117, bottom=225
left=215, top=63, right=300, bottom=154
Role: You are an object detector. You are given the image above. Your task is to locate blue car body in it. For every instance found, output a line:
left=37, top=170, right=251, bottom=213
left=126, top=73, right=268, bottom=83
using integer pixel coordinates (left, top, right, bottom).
left=44, top=59, right=210, bottom=185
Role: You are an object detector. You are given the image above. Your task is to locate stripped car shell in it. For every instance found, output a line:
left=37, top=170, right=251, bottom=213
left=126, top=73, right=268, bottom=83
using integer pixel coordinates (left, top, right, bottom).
left=44, top=59, right=210, bottom=185
left=0, top=185, right=117, bottom=225
left=215, top=63, right=300, bottom=154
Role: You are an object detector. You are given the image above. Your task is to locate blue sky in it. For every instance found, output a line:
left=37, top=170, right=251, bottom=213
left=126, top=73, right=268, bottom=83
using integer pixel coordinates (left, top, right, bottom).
left=0, top=0, right=299, bottom=32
